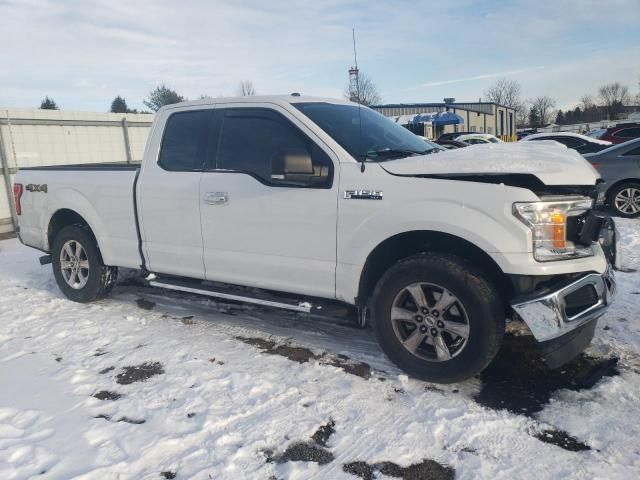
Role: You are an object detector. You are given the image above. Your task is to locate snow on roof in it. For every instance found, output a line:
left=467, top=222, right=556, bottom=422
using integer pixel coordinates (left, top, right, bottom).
left=522, top=132, right=612, bottom=145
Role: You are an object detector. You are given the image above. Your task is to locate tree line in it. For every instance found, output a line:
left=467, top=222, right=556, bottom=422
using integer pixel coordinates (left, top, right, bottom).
left=484, top=78, right=640, bottom=128
left=37, top=74, right=638, bottom=130
left=38, top=80, right=260, bottom=113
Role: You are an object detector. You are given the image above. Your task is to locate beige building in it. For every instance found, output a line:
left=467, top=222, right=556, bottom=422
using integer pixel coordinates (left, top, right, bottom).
left=372, top=101, right=517, bottom=140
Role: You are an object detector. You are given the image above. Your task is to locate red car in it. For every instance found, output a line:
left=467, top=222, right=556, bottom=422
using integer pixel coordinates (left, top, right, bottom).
left=593, top=122, right=640, bottom=144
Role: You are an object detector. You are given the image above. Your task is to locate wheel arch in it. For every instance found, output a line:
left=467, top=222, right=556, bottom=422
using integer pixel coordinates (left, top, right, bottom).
left=605, top=178, right=640, bottom=201
left=357, top=230, right=512, bottom=311
left=47, top=209, right=99, bottom=252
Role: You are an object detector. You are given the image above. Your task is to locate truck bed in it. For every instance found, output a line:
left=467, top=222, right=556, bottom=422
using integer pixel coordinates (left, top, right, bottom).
left=16, top=166, right=142, bottom=269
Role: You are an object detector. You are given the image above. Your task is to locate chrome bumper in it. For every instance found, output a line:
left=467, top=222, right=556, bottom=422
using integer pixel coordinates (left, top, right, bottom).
left=512, top=266, right=616, bottom=342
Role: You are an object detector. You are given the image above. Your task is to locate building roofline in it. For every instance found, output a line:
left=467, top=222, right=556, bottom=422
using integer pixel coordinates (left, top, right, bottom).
left=371, top=102, right=513, bottom=109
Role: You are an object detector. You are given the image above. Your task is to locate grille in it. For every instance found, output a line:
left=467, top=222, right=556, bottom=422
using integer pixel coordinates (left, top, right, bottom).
left=565, top=285, right=599, bottom=318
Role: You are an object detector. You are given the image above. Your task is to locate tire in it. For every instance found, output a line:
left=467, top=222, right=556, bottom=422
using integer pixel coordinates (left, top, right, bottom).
left=608, top=182, right=640, bottom=218
left=51, top=225, right=117, bottom=303
left=371, top=253, right=504, bottom=383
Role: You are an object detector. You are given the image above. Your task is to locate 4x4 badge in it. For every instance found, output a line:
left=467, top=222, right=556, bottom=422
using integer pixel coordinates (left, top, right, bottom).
left=344, top=190, right=383, bottom=200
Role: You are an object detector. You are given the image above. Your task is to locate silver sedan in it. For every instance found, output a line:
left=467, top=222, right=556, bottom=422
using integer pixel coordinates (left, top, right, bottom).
left=584, top=138, right=640, bottom=217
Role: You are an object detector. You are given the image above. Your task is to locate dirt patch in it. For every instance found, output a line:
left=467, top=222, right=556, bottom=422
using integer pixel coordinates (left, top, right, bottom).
left=93, top=390, right=122, bottom=401
left=533, top=429, right=591, bottom=451
left=269, top=441, right=334, bottom=465
left=116, top=361, right=164, bottom=385
left=99, top=366, right=115, bottom=374
left=475, top=334, right=618, bottom=416
left=136, top=298, right=155, bottom=310
left=160, top=471, right=176, bottom=479
left=118, top=417, right=146, bottom=424
left=343, top=461, right=375, bottom=480
left=236, top=336, right=372, bottom=378
left=236, top=336, right=315, bottom=363
left=343, top=459, right=455, bottom=480
left=181, top=315, right=195, bottom=325
left=321, top=355, right=372, bottom=379
left=311, top=419, right=335, bottom=447
left=94, top=349, right=108, bottom=357
left=54, top=357, right=62, bottom=362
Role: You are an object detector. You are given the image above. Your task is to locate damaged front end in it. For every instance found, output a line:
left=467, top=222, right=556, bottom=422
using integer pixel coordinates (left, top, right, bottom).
left=510, top=217, right=620, bottom=368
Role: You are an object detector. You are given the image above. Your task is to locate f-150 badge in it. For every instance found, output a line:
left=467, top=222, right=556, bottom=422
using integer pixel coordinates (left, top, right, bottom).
left=344, top=190, right=383, bottom=200
left=26, top=184, right=48, bottom=193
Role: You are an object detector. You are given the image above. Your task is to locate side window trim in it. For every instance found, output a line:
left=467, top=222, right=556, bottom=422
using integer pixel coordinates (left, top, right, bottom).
left=206, top=106, right=335, bottom=189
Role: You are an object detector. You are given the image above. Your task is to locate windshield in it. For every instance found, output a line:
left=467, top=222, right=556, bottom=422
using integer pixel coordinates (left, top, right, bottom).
left=293, top=102, right=440, bottom=161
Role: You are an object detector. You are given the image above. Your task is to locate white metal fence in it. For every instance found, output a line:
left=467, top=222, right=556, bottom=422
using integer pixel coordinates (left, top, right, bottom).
left=0, top=108, right=154, bottom=234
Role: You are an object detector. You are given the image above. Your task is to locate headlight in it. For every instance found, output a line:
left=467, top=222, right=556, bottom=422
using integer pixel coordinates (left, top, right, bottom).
left=513, top=197, right=594, bottom=262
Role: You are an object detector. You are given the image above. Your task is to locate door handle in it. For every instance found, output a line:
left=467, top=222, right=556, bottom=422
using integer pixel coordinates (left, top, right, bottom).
left=204, top=192, right=229, bottom=205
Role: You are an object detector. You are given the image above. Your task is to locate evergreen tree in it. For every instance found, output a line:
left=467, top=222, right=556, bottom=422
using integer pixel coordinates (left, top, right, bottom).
left=40, top=96, right=59, bottom=110
left=110, top=95, right=130, bottom=113
left=528, top=106, right=540, bottom=128
left=555, top=110, right=565, bottom=125
left=143, top=85, right=185, bottom=112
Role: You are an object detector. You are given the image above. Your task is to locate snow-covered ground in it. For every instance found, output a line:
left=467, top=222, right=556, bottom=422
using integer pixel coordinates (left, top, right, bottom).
left=0, top=220, right=639, bottom=480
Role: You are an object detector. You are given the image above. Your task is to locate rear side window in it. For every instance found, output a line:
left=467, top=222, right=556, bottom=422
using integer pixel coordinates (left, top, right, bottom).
left=623, top=146, right=640, bottom=156
left=613, top=127, right=640, bottom=139
left=215, top=108, right=332, bottom=188
left=554, top=137, right=584, bottom=148
left=159, top=110, right=212, bottom=171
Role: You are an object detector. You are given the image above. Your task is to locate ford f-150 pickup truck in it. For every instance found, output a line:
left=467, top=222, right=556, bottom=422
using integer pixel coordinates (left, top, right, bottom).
left=14, top=96, right=620, bottom=383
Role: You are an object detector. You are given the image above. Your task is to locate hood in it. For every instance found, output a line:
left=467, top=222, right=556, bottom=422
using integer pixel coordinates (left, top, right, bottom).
left=380, top=142, right=600, bottom=186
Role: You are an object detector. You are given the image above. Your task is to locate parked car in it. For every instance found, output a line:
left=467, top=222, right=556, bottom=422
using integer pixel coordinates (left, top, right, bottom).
left=591, top=123, right=640, bottom=144
left=14, top=95, right=619, bottom=383
left=436, top=131, right=476, bottom=142
left=583, top=138, right=640, bottom=217
left=520, top=132, right=612, bottom=154
left=436, top=139, right=468, bottom=150
left=455, top=133, right=502, bottom=145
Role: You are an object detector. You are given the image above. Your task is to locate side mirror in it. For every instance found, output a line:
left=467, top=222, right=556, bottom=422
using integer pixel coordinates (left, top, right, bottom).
left=271, top=151, right=314, bottom=181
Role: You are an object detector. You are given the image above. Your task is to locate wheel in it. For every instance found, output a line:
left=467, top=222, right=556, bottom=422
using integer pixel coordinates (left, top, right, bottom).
left=609, top=182, right=640, bottom=218
left=371, top=253, right=504, bottom=383
left=51, top=225, right=117, bottom=302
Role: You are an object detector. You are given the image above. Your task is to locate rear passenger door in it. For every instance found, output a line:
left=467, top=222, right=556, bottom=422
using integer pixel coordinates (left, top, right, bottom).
left=138, top=108, right=214, bottom=279
left=199, top=106, right=338, bottom=298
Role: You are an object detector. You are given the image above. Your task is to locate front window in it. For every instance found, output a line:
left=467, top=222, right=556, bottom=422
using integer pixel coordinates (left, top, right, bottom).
left=293, top=102, right=440, bottom=161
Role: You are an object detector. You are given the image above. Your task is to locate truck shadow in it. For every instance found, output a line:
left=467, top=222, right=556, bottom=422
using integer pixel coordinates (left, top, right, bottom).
left=475, top=333, right=619, bottom=416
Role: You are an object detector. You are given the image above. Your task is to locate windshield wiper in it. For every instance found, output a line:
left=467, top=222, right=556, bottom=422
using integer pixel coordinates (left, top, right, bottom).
left=365, top=148, right=432, bottom=161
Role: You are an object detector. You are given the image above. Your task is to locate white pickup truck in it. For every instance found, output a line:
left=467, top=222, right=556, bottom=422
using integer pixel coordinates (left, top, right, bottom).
left=14, top=96, right=619, bottom=383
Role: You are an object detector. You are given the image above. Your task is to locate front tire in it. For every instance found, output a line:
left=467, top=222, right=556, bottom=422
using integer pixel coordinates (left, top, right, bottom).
left=609, top=182, right=640, bottom=218
left=51, top=225, right=117, bottom=302
left=371, top=253, right=505, bottom=383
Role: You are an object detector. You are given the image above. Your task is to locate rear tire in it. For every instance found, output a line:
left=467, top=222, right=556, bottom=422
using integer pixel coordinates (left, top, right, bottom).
left=608, top=182, right=640, bottom=218
left=51, top=225, right=117, bottom=303
left=371, top=253, right=504, bottom=383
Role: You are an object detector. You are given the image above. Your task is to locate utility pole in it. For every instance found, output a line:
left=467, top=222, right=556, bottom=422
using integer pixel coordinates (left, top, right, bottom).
left=349, top=28, right=360, bottom=104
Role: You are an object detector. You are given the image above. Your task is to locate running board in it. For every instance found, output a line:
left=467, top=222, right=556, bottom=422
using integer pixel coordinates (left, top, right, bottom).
left=149, top=280, right=312, bottom=313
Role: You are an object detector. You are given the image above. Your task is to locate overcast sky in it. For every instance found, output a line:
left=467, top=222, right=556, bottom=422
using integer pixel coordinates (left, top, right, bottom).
left=1, top=0, right=638, bottom=112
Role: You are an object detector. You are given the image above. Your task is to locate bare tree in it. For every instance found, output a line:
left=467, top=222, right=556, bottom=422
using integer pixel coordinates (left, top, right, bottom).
left=344, top=72, right=382, bottom=106
left=598, top=82, right=630, bottom=120
left=237, top=81, right=256, bottom=96
left=530, top=96, right=556, bottom=126
left=580, top=94, right=595, bottom=110
left=484, top=78, right=525, bottom=127
left=484, top=78, right=522, bottom=108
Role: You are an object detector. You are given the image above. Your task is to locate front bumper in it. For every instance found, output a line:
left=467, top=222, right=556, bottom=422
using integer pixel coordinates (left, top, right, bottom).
left=511, top=266, right=616, bottom=342
left=511, top=215, right=619, bottom=343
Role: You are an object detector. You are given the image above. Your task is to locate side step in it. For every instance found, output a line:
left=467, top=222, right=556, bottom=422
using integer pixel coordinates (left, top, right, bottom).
left=149, top=278, right=313, bottom=313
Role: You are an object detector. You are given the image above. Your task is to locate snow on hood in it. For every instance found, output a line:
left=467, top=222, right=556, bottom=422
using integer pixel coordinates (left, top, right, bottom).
left=380, top=142, right=600, bottom=186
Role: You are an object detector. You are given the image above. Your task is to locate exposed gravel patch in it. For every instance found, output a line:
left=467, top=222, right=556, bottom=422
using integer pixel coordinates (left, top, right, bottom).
left=115, top=361, right=165, bottom=385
